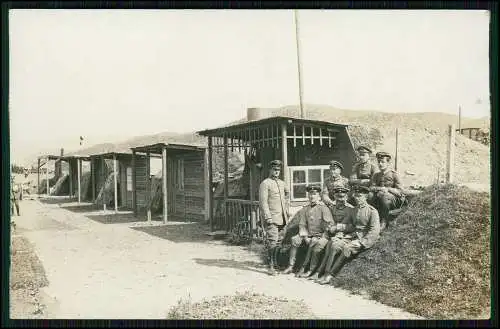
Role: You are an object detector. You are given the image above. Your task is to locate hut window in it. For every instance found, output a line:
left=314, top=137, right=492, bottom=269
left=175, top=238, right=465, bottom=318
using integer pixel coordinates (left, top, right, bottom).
left=289, top=165, right=330, bottom=201
left=126, top=167, right=133, bottom=191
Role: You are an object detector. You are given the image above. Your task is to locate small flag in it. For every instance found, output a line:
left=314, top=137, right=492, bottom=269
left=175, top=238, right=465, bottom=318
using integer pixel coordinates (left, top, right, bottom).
left=80, top=136, right=84, bottom=146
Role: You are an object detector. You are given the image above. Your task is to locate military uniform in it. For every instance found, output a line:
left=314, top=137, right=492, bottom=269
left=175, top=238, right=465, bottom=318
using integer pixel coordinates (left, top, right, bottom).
left=314, top=195, right=354, bottom=279
left=259, top=160, right=289, bottom=275
left=370, top=167, right=404, bottom=225
left=316, top=185, right=381, bottom=284
left=11, top=183, right=21, bottom=216
left=350, top=162, right=378, bottom=186
left=322, top=160, right=349, bottom=206
left=282, top=186, right=334, bottom=276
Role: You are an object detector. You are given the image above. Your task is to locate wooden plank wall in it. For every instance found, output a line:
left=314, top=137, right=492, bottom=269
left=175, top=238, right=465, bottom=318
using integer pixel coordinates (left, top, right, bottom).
left=183, top=151, right=205, bottom=222
left=135, top=156, right=148, bottom=212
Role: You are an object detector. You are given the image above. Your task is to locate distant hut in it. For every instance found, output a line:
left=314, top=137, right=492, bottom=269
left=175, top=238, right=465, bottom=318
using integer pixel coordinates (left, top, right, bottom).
left=130, top=142, right=209, bottom=223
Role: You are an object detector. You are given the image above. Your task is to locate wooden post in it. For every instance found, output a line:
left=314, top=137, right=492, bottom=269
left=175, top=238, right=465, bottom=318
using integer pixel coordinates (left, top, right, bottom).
left=203, top=147, right=210, bottom=223
left=68, top=160, right=73, bottom=197
left=294, top=10, right=305, bottom=119
left=46, top=158, right=49, bottom=196
left=162, top=146, right=168, bottom=224
left=223, top=135, right=229, bottom=231
left=113, top=154, right=118, bottom=212
left=395, top=128, right=399, bottom=171
left=446, top=124, right=455, bottom=184
left=281, top=123, right=289, bottom=190
left=458, top=105, right=462, bottom=132
left=77, top=158, right=81, bottom=204
left=132, top=151, right=137, bottom=216
left=91, top=158, right=96, bottom=202
left=102, top=157, right=106, bottom=211
left=249, top=147, right=255, bottom=237
left=208, top=137, right=214, bottom=231
left=146, top=152, right=151, bottom=222
left=37, top=158, right=40, bottom=195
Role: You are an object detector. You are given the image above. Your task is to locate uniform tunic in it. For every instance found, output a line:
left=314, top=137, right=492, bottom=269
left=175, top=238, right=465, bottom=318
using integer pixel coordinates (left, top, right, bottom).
left=291, top=202, right=334, bottom=248
left=259, top=177, right=289, bottom=247
left=323, top=175, right=350, bottom=201
left=370, top=169, right=404, bottom=219
left=350, top=162, right=378, bottom=186
left=330, top=203, right=380, bottom=257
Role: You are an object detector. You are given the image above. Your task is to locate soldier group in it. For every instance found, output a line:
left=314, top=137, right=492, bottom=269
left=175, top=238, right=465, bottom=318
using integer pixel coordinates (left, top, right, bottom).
left=259, top=146, right=405, bottom=283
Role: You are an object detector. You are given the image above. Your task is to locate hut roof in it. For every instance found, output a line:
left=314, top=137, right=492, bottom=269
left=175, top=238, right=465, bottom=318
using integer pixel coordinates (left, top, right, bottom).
left=131, top=142, right=206, bottom=154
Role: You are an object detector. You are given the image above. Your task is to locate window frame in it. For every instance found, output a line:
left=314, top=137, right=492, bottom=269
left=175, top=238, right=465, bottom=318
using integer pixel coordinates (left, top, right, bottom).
left=289, top=165, right=330, bottom=201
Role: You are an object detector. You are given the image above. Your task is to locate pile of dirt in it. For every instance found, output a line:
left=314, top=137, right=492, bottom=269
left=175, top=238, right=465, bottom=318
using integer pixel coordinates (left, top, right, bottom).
left=95, top=172, right=117, bottom=207
left=37, top=176, right=58, bottom=195
left=10, top=235, right=50, bottom=318
left=277, top=105, right=490, bottom=187
left=332, top=184, right=490, bottom=319
left=166, top=291, right=317, bottom=319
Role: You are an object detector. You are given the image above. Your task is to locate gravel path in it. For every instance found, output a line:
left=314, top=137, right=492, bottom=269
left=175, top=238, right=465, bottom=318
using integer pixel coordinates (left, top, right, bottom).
left=13, top=198, right=422, bottom=319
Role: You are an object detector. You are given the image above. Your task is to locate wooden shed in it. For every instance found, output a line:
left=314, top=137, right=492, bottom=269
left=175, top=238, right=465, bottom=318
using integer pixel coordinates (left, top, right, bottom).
left=61, top=154, right=92, bottom=202
left=197, top=112, right=355, bottom=235
left=89, top=151, right=149, bottom=212
left=130, top=142, right=209, bottom=223
left=37, top=154, right=63, bottom=195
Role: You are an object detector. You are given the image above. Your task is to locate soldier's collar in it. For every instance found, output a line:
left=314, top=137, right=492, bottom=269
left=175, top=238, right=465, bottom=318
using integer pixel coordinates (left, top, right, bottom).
left=357, top=202, right=368, bottom=208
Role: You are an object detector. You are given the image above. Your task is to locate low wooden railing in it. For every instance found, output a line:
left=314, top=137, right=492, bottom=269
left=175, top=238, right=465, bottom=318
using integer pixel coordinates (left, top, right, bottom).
left=213, top=197, right=262, bottom=240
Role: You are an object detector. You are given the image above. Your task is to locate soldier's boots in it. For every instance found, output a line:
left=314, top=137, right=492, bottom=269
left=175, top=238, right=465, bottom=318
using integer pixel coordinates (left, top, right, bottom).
left=283, top=246, right=298, bottom=274
left=319, top=274, right=333, bottom=285
left=308, top=272, right=320, bottom=281
left=268, top=247, right=278, bottom=276
left=299, top=270, right=312, bottom=278
left=295, top=268, right=306, bottom=277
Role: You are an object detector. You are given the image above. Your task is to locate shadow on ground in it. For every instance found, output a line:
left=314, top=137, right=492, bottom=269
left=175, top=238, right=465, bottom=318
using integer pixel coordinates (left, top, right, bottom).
left=192, top=258, right=269, bottom=274
left=58, top=204, right=97, bottom=214
left=38, top=197, right=80, bottom=205
left=86, top=212, right=150, bottom=224
left=131, top=222, right=214, bottom=243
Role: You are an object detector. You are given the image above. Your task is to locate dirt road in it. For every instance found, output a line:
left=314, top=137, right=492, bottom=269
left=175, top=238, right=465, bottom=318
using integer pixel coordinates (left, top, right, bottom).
left=12, top=197, right=422, bottom=319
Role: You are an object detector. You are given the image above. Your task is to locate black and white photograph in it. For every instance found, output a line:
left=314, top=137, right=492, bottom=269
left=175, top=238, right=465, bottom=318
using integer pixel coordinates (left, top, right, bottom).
left=7, top=8, right=491, bottom=320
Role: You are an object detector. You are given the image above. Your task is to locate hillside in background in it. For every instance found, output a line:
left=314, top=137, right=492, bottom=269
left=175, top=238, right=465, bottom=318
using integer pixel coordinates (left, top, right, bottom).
left=21, top=105, right=490, bottom=187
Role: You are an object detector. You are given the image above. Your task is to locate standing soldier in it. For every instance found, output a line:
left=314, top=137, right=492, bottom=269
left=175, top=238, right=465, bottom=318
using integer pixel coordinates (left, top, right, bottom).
left=11, top=177, right=21, bottom=216
left=317, top=185, right=380, bottom=285
left=370, top=151, right=404, bottom=230
left=311, top=186, right=354, bottom=282
left=322, top=160, right=349, bottom=207
left=259, top=160, right=290, bottom=276
left=282, top=185, right=334, bottom=277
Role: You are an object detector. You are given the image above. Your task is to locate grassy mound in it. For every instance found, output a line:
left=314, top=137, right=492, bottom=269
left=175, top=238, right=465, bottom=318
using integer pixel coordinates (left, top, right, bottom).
left=166, top=291, right=317, bottom=319
left=10, top=236, right=49, bottom=290
left=332, top=184, right=490, bottom=319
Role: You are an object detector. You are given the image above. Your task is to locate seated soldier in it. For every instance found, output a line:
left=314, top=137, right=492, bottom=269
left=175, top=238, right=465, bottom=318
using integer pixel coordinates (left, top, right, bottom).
left=317, top=185, right=380, bottom=285
left=348, top=145, right=378, bottom=205
left=281, top=185, right=334, bottom=277
left=370, top=151, right=404, bottom=230
left=310, top=186, right=354, bottom=282
left=322, top=160, right=349, bottom=207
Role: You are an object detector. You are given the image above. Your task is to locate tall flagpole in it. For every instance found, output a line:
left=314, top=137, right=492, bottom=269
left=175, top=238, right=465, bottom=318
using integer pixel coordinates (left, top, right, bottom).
left=294, top=10, right=305, bottom=119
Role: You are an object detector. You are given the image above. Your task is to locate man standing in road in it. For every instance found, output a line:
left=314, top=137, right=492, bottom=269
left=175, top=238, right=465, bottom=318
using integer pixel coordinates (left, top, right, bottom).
left=11, top=177, right=22, bottom=217
left=259, top=160, right=290, bottom=276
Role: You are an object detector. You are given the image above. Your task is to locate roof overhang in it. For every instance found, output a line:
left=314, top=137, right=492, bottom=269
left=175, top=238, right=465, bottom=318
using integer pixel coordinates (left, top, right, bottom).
left=197, top=116, right=348, bottom=138
left=131, top=142, right=206, bottom=154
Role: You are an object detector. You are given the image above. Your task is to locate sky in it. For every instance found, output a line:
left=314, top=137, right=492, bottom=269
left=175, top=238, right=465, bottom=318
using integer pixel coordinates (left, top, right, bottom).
left=9, top=9, right=491, bottom=165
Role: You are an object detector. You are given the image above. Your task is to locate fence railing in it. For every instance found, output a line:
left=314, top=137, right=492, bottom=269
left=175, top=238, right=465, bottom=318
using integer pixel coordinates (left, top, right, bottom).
left=213, top=197, right=262, bottom=240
